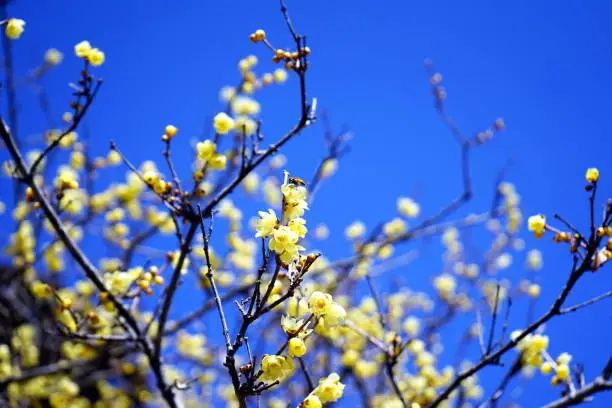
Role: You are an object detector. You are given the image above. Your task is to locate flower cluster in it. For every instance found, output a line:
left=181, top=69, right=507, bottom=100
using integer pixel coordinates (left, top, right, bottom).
left=254, top=176, right=310, bottom=264
left=74, top=40, right=105, bottom=66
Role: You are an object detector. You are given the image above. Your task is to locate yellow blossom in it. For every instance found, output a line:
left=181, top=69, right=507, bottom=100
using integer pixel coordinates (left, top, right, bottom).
left=255, top=209, right=278, bottom=238
left=320, top=159, right=338, bottom=179
left=196, top=140, right=217, bottom=161
left=314, top=372, right=345, bottom=403
left=5, top=18, right=25, bottom=39
left=383, top=217, right=407, bottom=237
left=526, top=249, right=543, bottom=270
left=74, top=40, right=91, bottom=58
left=87, top=48, right=105, bottom=66
left=527, top=283, right=541, bottom=298
left=45, top=48, right=63, bottom=65
left=527, top=214, right=546, bottom=238
left=397, top=197, right=420, bottom=218
left=585, top=167, right=599, bottom=183
left=324, top=303, right=346, bottom=326
left=209, top=154, right=227, bottom=170
left=164, top=125, right=178, bottom=138
left=540, top=362, right=553, bottom=375
left=274, top=68, right=288, bottom=83
left=308, top=291, right=333, bottom=316
left=345, top=221, right=365, bottom=240
left=213, top=112, right=235, bottom=134
left=433, top=274, right=456, bottom=296
left=555, top=364, right=569, bottom=380
left=288, top=337, right=307, bottom=357
left=288, top=217, right=307, bottom=238
left=261, top=354, right=294, bottom=382
left=302, top=395, right=322, bottom=408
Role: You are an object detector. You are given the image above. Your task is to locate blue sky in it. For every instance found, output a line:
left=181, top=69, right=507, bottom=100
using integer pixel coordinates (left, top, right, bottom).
left=3, top=1, right=612, bottom=406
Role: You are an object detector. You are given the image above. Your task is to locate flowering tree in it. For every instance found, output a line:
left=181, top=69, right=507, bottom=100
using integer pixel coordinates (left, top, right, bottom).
left=0, top=3, right=610, bottom=408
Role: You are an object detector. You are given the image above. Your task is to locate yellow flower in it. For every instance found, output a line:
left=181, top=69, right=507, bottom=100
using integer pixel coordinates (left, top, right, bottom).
left=288, top=337, right=307, bottom=357
left=526, top=249, right=543, bottom=271
left=320, top=159, right=338, bottom=179
left=274, top=68, right=288, bottom=83
left=383, top=217, right=407, bottom=237
left=44, top=48, right=63, bottom=65
left=540, top=362, right=553, bottom=375
left=282, top=183, right=308, bottom=204
left=527, top=283, right=541, bottom=298
left=234, top=116, right=257, bottom=136
left=165, top=125, right=178, bottom=138
left=87, top=48, right=105, bottom=66
left=585, top=167, right=599, bottom=183
left=556, top=352, right=572, bottom=365
left=242, top=173, right=259, bottom=193
left=314, top=224, right=329, bottom=240
left=262, top=73, right=274, bottom=86
left=397, top=197, right=420, bottom=218
left=74, top=40, right=92, bottom=58
left=196, top=140, right=217, bottom=161
left=314, top=373, right=345, bottom=403
left=209, top=154, right=227, bottom=170
left=30, top=281, right=53, bottom=299
left=5, top=18, right=25, bottom=39
left=341, top=349, right=359, bottom=367
left=403, top=316, right=420, bottom=336
left=288, top=218, right=307, bottom=238
left=231, top=96, right=260, bottom=115
left=269, top=226, right=299, bottom=254
left=345, top=221, right=365, bottom=240
left=213, top=112, right=235, bottom=134
left=251, top=29, right=266, bottom=42
left=261, top=354, right=294, bottom=382
left=527, top=214, right=546, bottom=238
left=433, top=274, right=456, bottom=296
left=302, top=395, right=322, bottom=408
left=308, top=291, right=333, bottom=316
left=255, top=209, right=278, bottom=238
left=324, top=303, right=346, bottom=326
left=555, top=364, right=569, bottom=380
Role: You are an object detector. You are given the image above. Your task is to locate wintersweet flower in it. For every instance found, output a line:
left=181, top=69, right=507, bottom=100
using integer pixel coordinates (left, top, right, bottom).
left=196, top=140, right=216, bottom=161
left=527, top=214, right=546, bottom=238
left=213, top=112, right=235, bottom=134
left=5, top=18, right=25, bottom=39
left=208, top=154, right=227, bottom=170
left=301, top=395, right=322, bottom=408
left=269, top=226, right=299, bottom=253
left=314, top=372, right=345, bottom=403
left=397, top=196, right=420, bottom=218
left=274, top=68, right=288, bottom=83
left=287, top=218, right=307, bottom=238
left=308, top=291, right=333, bottom=316
left=324, top=303, right=346, bottom=326
left=255, top=209, right=278, bottom=238
left=345, top=221, right=365, bottom=239
left=288, top=337, right=307, bottom=357
left=260, top=354, right=294, bottom=382
left=87, top=48, right=105, bottom=66
left=585, top=167, right=599, bottom=183
left=44, top=49, right=63, bottom=65
left=74, top=41, right=92, bottom=58
left=285, top=200, right=309, bottom=221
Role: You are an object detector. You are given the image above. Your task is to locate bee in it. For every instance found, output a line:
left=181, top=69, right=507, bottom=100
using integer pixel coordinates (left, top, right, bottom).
left=288, top=176, right=306, bottom=186
left=239, top=363, right=253, bottom=374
